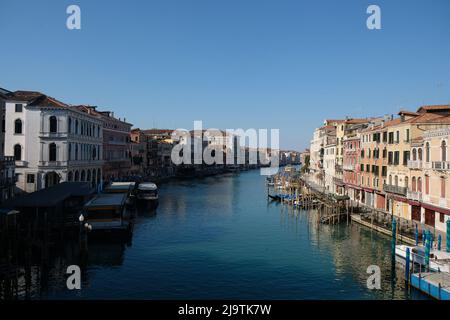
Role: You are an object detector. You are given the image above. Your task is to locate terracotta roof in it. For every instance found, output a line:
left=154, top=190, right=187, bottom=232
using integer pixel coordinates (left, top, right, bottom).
left=7, top=90, right=68, bottom=109
left=143, top=129, right=174, bottom=135
left=398, top=110, right=419, bottom=117
left=7, top=90, right=44, bottom=102
left=408, top=112, right=450, bottom=124
left=417, top=104, right=450, bottom=114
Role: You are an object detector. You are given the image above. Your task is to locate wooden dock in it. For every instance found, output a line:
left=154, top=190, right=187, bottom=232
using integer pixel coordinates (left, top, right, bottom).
left=351, top=214, right=417, bottom=245
left=411, top=272, right=450, bottom=300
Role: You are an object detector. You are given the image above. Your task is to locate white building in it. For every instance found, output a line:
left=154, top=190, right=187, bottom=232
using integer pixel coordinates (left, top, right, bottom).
left=323, top=136, right=336, bottom=194
left=4, top=91, right=103, bottom=193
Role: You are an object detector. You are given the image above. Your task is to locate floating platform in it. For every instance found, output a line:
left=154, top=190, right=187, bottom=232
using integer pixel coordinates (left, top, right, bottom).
left=410, top=272, right=450, bottom=300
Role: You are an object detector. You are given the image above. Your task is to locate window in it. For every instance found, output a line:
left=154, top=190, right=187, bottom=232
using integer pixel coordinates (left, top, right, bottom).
left=394, top=175, right=398, bottom=186
left=382, top=132, right=387, bottom=143
left=396, top=131, right=400, bottom=143
left=418, top=148, right=423, bottom=161
left=14, top=119, right=22, bottom=134
left=49, top=143, right=57, bottom=161
left=49, top=116, right=57, bottom=133
left=383, top=148, right=387, bottom=158
left=382, top=166, right=387, bottom=177
left=366, top=164, right=370, bottom=172
left=394, top=151, right=400, bottom=165
left=441, top=177, right=446, bottom=198
left=412, top=149, right=417, bottom=161
left=412, top=177, right=416, bottom=192
left=405, top=176, right=409, bottom=188
left=425, top=175, right=429, bottom=194
left=403, top=151, right=410, bottom=165
left=26, top=174, right=35, bottom=184
left=361, top=150, right=365, bottom=158
left=426, top=143, right=430, bottom=162
left=388, top=132, right=394, bottom=144
left=405, top=129, right=410, bottom=142
left=15, top=104, right=23, bottom=112
left=418, top=177, right=422, bottom=192
left=442, top=140, right=447, bottom=162
left=360, top=164, right=364, bottom=172
left=440, top=213, right=445, bottom=224
left=14, top=144, right=21, bottom=161
left=388, top=152, right=393, bottom=164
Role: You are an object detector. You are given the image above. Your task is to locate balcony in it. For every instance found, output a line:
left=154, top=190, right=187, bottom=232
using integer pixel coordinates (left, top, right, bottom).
left=432, top=161, right=450, bottom=171
left=407, top=160, right=422, bottom=169
left=407, top=190, right=422, bottom=202
left=383, top=184, right=407, bottom=196
left=343, top=164, right=355, bottom=171
left=39, top=131, right=68, bottom=138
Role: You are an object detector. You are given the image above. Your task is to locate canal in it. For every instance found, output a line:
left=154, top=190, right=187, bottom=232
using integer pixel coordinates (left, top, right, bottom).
left=34, top=169, right=426, bottom=299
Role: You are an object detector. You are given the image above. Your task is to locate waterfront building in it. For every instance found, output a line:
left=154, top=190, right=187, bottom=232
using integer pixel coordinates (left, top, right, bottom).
left=0, top=87, right=13, bottom=156
left=0, top=156, right=15, bottom=203
left=323, top=128, right=336, bottom=193
left=130, top=128, right=148, bottom=175
left=309, top=126, right=326, bottom=188
left=300, top=149, right=310, bottom=167
left=4, top=92, right=104, bottom=192
left=342, top=121, right=370, bottom=202
left=330, top=118, right=369, bottom=196
left=416, top=125, right=450, bottom=232
left=359, top=116, right=392, bottom=210
left=383, top=107, right=450, bottom=221
left=77, top=106, right=132, bottom=181
left=143, top=129, right=176, bottom=178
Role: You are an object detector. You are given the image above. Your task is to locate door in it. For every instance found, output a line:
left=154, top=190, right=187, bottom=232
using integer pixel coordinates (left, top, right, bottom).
left=411, top=205, right=421, bottom=222
left=424, top=209, right=435, bottom=227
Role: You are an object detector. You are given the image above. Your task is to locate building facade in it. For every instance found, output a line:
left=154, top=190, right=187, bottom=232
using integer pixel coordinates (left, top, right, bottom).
left=5, top=91, right=103, bottom=193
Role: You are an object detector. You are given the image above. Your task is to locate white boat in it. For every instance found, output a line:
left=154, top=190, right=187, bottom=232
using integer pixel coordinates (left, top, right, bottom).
left=136, top=182, right=159, bottom=208
left=395, top=244, right=450, bottom=273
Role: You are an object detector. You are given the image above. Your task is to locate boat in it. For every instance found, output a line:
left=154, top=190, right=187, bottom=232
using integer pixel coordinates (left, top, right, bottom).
left=104, top=182, right=136, bottom=194
left=136, top=182, right=159, bottom=209
left=395, top=244, right=450, bottom=273
left=83, top=193, right=131, bottom=232
left=104, top=182, right=136, bottom=207
left=268, top=194, right=281, bottom=201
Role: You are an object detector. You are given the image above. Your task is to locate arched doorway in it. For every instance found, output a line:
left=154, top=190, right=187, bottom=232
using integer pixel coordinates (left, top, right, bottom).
left=45, top=171, right=60, bottom=188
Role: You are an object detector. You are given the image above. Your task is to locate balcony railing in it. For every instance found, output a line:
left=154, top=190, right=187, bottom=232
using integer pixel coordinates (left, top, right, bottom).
left=432, top=161, right=450, bottom=171
left=383, top=184, right=407, bottom=196
left=407, top=160, right=422, bottom=169
left=407, top=190, right=422, bottom=201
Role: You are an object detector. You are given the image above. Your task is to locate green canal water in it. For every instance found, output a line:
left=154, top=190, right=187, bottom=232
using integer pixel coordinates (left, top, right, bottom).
left=33, top=169, right=426, bottom=299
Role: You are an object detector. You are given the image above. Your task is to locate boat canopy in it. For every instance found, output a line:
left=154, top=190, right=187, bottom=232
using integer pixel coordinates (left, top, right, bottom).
left=84, top=193, right=127, bottom=209
left=138, top=182, right=158, bottom=191
left=105, top=182, right=136, bottom=193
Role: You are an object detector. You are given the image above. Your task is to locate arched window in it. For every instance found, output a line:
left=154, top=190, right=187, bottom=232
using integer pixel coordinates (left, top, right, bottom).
left=389, top=175, right=392, bottom=185
left=75, top=120, right=79, bottom=134
left=442, top=140, right=447, bottom=162
left=14, top=144, right=21, bottom=161
left=49, top=143, right=57, bottom=162
left=14, top=119, right=22, bottom=134
left=81, top=170, right=86, bottom=181
left=412, top=177, right=416, bottom=192
left=75, top=170, right=79, bottom=181
left=405, top=176, right=409, bottom=188
left=75, top=144, right=78, bottom=160
left=394, top=175, right=398, bottom=186
left=92, top=146, right=97, bottom=160
left=418, top=177, right=423, bottom=193
left=426, top=142, right=430, bottom=162
left=68, top=171, right=73, bottom=181
left=68, top=117, right=72, bottom=133
left=49, top=116, right=57, bottom=133
left=418, top=148, right=422, bottom=161
left=412, top=148, right=417, bottom=161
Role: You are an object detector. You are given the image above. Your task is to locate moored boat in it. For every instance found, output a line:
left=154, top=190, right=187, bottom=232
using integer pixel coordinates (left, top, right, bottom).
left=136, top=182, right=159, bottom=209
left=83, top=193, right=131, bottom=233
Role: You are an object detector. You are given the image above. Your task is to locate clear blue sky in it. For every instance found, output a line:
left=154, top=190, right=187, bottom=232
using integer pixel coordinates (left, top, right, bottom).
left=1, top=0, right=450, bottom=150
